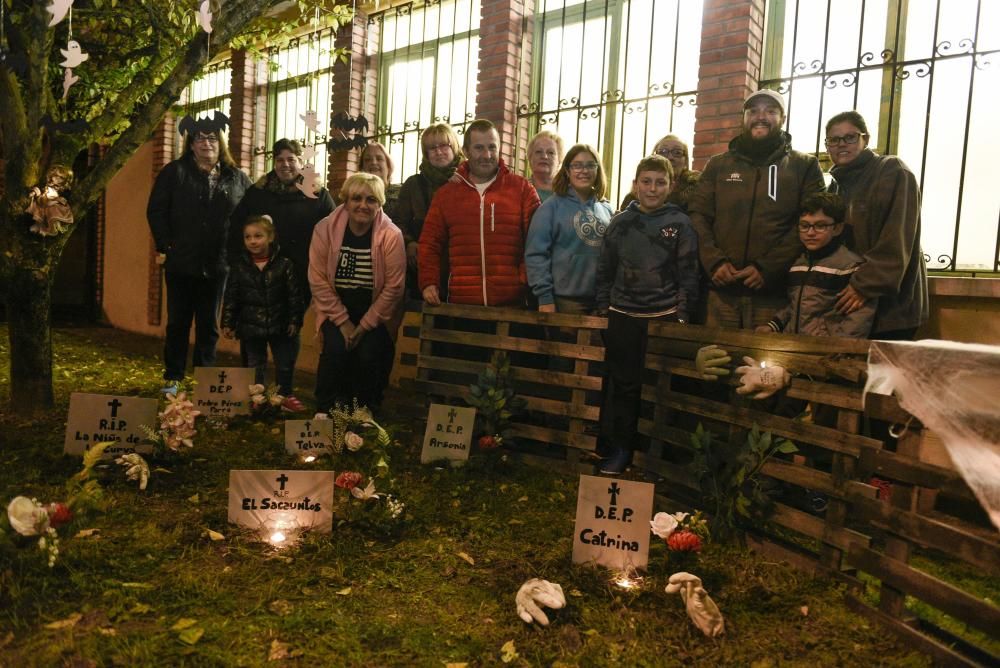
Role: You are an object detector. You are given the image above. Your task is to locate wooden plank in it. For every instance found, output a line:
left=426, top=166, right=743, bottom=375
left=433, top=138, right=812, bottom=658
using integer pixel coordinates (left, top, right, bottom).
left=516, top=451, right=594, bottom=476
left=646, top=321, right=871, bottom=354
left=508, top=421, right=597, bottom=451
left=645, top=337, right=857, bottom=379
left=418, top=355, right=603, bottom=392
left=845, top=489, right=1000, bottom=572
left=857, top=448, right=975, bottom=502
left=761, top=459, right=839, bottom=497
left=631, top=450, right=701, bottom=492
left=847, top=545, right=1000, bottom=638
left=770, top=502, right=870, bottom=554
left=844, top=594, right=985, bottom=668
left=421, top=329, right=606, bottom=362
left=745, top=533, right=821, bottom=574
left=785, top=378, right=864, bottom=411
left=425, top=302, right=608, bottom=329
left=643, top=385, right=882, bottom=456
left=412, top=379, right=601, bottom=422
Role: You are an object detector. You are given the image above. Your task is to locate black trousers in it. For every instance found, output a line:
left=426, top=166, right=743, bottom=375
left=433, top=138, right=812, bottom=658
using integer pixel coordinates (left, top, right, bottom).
left=163, top=271, right=226, bottom=381
left=314, top=320, right=394, bottom=413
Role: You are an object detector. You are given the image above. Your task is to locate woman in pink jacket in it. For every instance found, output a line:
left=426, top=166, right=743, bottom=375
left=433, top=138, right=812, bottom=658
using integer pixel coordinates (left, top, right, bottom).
left=309, top=173, right=406, bottom=413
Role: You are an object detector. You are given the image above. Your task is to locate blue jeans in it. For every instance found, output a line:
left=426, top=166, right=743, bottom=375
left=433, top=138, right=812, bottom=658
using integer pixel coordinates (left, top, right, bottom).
left=243, top=332, right=300, bottom=396
left=163, top=271, right=226, bottom=381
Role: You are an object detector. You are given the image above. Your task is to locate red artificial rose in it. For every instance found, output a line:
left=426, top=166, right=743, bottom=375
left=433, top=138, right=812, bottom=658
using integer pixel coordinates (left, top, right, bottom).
left=335, top=471, right=364, bottom=490
left=666, top=529, right=702, bottom=552
left=47, top=502, right=73, bottom=529
left=478, top=435, right=500, bottom=450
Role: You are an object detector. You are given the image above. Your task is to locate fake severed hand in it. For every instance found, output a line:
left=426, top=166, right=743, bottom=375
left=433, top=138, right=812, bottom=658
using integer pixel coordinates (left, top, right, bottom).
left=665, top=572, right=725, bottom=637
left=735, top=356, right=790, bottom=399
left=515, top=578, right=566, bottom=626
left=695, top=345, right=732, bottom=381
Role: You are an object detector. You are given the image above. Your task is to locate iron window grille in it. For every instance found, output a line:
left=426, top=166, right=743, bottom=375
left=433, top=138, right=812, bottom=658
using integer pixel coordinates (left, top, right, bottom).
left=174, top=59, right=233, bottom=158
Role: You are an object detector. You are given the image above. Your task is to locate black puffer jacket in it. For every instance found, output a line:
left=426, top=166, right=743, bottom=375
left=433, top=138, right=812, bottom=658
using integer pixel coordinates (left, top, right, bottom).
left=221, top=244, right=304, bottom=340
left=147, top=154, right=251, bottom=278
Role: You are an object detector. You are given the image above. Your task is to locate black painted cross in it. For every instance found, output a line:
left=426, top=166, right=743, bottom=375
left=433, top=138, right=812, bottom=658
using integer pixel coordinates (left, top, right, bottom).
left=607, top=481, right=621, bottom=507
left=218, top=370, right=228, bottom=384
left=107, top=398, right=123, bottom=417
left=447, top=408, right=458, bottom=423
left=276, top=474, right=289, bottom=491
left=304, top=421, right=311, bottom=432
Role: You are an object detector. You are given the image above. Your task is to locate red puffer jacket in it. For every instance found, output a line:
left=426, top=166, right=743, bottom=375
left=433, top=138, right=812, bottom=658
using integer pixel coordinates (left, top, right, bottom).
left=418, top=160, right=540, bottom=306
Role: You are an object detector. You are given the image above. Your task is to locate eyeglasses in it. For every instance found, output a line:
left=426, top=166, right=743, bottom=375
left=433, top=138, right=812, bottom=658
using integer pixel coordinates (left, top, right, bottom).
left=193, top=134, right=219, bottom=144
left=426, top=143, right=452, bottom=154
left=656, top=148, right=686, bottom=159
left=569, top=161, right=599, bottom=172
left=798, top=222, right=837, bottom=232
left=824, top=133, right=864, bottom=147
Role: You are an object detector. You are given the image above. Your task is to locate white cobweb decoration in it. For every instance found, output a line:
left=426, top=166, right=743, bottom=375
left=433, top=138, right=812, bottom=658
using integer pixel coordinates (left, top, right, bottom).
left=865, top=339, right=1000, bottom=532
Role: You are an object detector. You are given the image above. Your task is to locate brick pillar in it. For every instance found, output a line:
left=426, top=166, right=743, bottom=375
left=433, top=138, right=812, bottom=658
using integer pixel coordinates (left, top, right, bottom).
left=476, top=0, right=531, bottom=167
left=328, top=10, right=372, bottom=192
left=692, top=0, right=765, bottom=170
left=147, top=115, right=175, bottom=327
left=229, top=49, right=257, bottom=172
left=89, top=144, right=107, bottom=319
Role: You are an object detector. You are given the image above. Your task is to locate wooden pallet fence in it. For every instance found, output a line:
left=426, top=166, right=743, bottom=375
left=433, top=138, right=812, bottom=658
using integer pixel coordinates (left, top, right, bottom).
left=408, top=303, right=999, bottom=665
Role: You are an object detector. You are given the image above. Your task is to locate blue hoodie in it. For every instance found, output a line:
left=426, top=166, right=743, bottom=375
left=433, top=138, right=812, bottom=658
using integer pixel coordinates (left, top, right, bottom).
left=525, top=189, right=614, bottom=306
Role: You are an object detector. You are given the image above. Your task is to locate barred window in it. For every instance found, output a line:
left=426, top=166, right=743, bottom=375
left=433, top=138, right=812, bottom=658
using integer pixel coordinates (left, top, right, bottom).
left=256, top=28, right=338, bottom=182
left=518, top=0, right=704, bottom=205
left=370, top=0, right=481, bottom=185
left=175, top=59, right=232, bottom=154
left=762, top=0, right=1000, bottom=273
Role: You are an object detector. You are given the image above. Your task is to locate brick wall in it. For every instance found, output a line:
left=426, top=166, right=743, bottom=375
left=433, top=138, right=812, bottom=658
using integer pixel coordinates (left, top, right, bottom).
left=328, top=10, right=373, bottom=191
left=228, top=50, right=257, bottom=172
left=147, top=115, right=175, bottom=327
left=476, top=0, right=530, bottom=166
left=692, top=0, right=766, bottom=169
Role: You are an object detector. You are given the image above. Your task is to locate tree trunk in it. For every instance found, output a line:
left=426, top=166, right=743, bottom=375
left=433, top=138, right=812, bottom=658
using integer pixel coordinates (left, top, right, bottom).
left=6, top=258, right=55, bottom=410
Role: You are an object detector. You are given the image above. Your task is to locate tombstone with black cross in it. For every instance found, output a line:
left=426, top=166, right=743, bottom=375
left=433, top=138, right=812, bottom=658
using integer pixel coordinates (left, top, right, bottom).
left=193, top=367, right=254, bottom=418
left=572, top=475, right=655, bottom=571
left=284, top=418, right=334, bottom=458
left=64, top=393, right=159, bottom=457
left=227, top=469, right=335, bottom=535
left=420, top=403, right=476, bottom=465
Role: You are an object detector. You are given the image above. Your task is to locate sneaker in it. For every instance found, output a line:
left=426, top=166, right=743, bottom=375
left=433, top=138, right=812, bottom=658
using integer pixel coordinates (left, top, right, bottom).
left=600, top=448, right=631, bottom=475
left=281, top=395, right=305, bottom=413
left=160, top=382, right=179, bottom=396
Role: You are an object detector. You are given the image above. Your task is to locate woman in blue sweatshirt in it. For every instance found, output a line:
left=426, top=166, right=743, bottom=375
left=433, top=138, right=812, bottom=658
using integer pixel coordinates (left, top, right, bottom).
left=525, top=144, right=614, bottom=315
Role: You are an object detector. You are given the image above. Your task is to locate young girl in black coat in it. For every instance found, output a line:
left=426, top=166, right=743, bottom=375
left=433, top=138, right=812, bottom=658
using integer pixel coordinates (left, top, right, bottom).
left=222, top=215, right=305, bottom=411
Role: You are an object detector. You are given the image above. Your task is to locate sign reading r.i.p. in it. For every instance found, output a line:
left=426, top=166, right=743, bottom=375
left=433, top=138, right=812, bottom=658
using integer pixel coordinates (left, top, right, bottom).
left=572, top=475, right=655, bottom=571
left=193, top=367, right=254, bottom=418
left=64, top=392, right=158, bottom=457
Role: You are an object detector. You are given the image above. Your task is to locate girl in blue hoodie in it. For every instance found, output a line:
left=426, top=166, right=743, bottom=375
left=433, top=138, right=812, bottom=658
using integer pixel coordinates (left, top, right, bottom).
left=526, top=144, right=614, bottom=314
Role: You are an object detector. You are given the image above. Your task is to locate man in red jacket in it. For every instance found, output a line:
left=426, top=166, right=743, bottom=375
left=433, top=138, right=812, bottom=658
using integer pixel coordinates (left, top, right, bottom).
left=418, top=119, right=541, bottom=307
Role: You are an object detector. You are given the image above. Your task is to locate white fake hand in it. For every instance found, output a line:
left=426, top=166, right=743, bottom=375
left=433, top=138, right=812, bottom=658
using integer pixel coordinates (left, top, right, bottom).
left=665, top=571, right=725, bottom=637
left=735, top=356, right=790, bottom=399
left=515, top=578, right=566, bottom=626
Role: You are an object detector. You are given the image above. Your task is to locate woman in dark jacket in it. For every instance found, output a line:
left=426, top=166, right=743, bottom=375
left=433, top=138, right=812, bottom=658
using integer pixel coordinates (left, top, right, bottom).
left=222, top=215, right=304, bottom=408
left=146, top=128, right=251, bottom=393
left=394, top=123, right=463, bottom=298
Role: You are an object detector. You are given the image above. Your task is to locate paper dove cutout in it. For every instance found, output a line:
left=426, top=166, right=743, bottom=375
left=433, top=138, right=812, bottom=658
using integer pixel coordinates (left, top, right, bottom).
left=295, top=164, right=320, bottom=200
left=61, top=68, right=79, bottom=100
left=515, top=578, right=566, bottom=626
left=60, top=40, right=89, bottom=68
left=47, top=0, right=74, bottom=27
left=665, top=572, right=725, bottom=638
left=300, top=110, right=321, bottom=133
left=197, top=0, right=213, bottom=33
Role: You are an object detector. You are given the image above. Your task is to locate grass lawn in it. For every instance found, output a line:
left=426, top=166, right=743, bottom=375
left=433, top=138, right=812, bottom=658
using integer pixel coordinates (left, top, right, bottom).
left=0, top=325, right=929, bottom=667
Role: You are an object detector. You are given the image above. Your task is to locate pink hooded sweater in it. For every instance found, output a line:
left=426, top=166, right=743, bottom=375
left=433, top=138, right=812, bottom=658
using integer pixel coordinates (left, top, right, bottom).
left=308, top=205, right=406, bottom=340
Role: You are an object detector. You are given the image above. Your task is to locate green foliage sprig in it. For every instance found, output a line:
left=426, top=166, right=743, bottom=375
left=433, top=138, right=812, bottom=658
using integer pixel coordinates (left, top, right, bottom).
left=690, top=423, right=797, bottom=541
left=467, top=351, right=527, bottom=441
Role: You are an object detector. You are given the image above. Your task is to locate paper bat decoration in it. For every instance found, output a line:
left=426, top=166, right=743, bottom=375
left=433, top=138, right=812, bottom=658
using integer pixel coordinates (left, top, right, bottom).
left=326, top=135, right=371, bottom=153
left=331, top=111, right=370, bottom=134
left=197, top=0, right=213, bottom=33
left=47, top=0, right=74, bottom=27
left=178, top=111, right=230, bottom=136
left=60, top=40, right=89, bottom=68
left=40, top=114, right=91, bottom=136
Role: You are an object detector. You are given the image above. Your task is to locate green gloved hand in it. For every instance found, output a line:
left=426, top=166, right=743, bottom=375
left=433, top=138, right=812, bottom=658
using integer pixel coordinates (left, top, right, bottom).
left=695, top=345, right=732, bottom=381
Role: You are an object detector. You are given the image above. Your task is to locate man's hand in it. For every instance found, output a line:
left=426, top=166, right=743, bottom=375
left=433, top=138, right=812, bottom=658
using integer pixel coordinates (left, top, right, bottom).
left=734, top=265, right=765, bottom=290
left=695, top=345, right=731, bottom=381
left=735, top=356, right=790, bottom=399
left=406, top=241, right=419, bottom=270
left=538, top=303, right=556, bottom=313
left=422, top=285, right=441, bottom=306
left=754, top=325, right=772, bottom=334
left=835, top=284, right=865, bottom=314
left=222, top=327, right=235, bottom=340
left=711, top=262, right=739, bottom=287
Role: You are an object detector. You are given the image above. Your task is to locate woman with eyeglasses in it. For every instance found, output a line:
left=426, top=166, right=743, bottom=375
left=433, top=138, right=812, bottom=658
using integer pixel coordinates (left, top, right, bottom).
left=394, top=123, right=464, bottom=299
left=825, top=111, right=928, bottom=339
left=619, top=135, right=700, bottom=212
left=525, top=144, right=613, bottom=314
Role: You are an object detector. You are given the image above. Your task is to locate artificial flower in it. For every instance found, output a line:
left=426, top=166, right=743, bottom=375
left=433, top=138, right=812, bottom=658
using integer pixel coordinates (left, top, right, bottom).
left=46, top=503, right=73, bottom=529
left=666, top=529, right=703, bottom=552
left=649, top=512, right=679, bottom=539
left=269, top=394, right=285, bottom=407
left=350, top=479, right=381, bottom=501
left=335, top=471, right=363, bottom=490
left=478, top=434, right=501, bottom=449
left=671, top=512, right=690, bottom=524
left=249, top=384, right=266, bottom=395
left=251, top=394, right=267, bottom=406
left=344, top=431, right=364, bottom=452
left=7, top=496, right=50, bottom=536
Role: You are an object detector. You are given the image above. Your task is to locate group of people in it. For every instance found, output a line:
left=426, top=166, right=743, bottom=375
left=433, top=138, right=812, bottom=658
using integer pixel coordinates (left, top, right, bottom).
left=147, top=88, right=928, bottom=475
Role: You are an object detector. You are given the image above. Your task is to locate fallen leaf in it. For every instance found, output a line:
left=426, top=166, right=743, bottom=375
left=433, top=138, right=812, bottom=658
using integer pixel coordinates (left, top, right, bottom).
left=187, top=493, right=200, bottom=503
left=152, top=467, right=172, bottom=474
left=517, top=496, right=529, bottom=502
left=206, top=529, right=225, bottom=541
left=335, top=587, right=352, bottom=596
left=99, top=627, right=117, bottom=636
left=445, top=663, right=469, bottom=668
left=178, top=627, right=204, bottom=645
left=500, top=640, right=518, bottom=664
left=268, top=639, right=290, bottom=661
left=120, top=582, right=153, bottom=590
left=318, top=566, right=339, bottom=580
left=0, top=632, right=13, bottom=649
left=44, top=613, right=82, bottom=630
left=569, top=589, right=584, bottom=598
left=171, top=618, right=198, bottom=631
left=456, top=552, right=475, bottom=565
left=507, top=519, right=523, bottom=525
left=129, top=603, right=152, bottom=615
left=800, top=605, right=809, bottom=617
left=74, top=528, right=100, bottom=538
left=269, top=599, right=293, bottom=616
